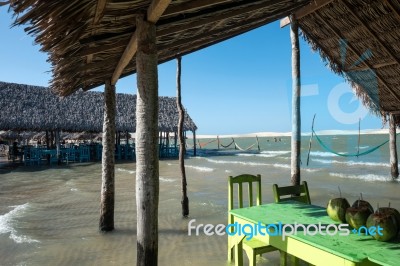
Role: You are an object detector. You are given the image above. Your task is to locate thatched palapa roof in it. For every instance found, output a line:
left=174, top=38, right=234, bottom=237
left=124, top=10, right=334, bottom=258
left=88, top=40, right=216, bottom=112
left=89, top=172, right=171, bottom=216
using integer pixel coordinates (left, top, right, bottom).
left=7, top=0, right=311, bottom=96
left=0, top=81, right=197, bottom=133
left=283, top=0, right=400, bottom=119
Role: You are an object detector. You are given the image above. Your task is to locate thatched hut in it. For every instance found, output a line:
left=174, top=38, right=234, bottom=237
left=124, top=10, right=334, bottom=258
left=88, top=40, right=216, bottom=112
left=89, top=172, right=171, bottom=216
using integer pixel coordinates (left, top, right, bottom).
left=5, top=0, right=313, bottom=262
left=0, top=81, right=197, bottom=134
left=280, top=0, right=400, bottom=178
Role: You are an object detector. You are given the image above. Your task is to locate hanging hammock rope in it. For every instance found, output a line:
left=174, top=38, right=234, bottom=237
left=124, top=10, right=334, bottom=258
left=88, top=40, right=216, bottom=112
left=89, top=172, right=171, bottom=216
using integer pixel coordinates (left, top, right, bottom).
left=312, top=129, right=393, bottom=157
left=197, top=139, right=217, bottom=148
left=234, top=143, right=256, bottom=151
left=220, top=139, right=234, bottom=148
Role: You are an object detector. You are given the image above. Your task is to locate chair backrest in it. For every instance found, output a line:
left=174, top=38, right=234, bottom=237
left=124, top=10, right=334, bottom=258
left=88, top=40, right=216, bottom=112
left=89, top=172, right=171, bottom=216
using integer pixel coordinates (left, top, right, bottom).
left=272, top=181, right=311, bottom=204
left=228, top=174, right=262, bottom=225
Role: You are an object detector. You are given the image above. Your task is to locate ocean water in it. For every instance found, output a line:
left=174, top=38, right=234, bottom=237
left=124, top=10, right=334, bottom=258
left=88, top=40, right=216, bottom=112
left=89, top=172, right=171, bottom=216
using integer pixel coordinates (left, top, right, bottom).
left=1, top=135, right=400, bottom=266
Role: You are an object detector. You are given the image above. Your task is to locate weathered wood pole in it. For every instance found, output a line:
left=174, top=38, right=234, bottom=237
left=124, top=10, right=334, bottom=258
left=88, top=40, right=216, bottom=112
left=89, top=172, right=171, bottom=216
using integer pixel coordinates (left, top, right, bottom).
left=290, top=15, right=301, bottom=186
left=135, top=16, right=159, bottom=266
left=193, top=131, right=196, bottom=156
left=389, top=114, right=399, bottom=179
left=45, top=131, right=49, bottom=149
left=55, top=130, right=60, bottom=161
left=176, top=56, right=189, bottom=217
left=99, top=80, right=116, bottom=232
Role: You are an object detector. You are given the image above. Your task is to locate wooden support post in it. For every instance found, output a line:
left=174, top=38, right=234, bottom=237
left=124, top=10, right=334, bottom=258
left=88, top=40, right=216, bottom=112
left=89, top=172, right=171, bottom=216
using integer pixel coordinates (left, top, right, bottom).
left=55, top=130, right=61, bottom=162
left=176, top=56, right=189, bottom=216
left=389, top=114, right=399, bottom=179
left=256, top=135, right=260, bottom=151
left=50, top=131, right=54, bottom=149
left=217, top=135, right=220, bottom=150
left=45, top=130, right=49, bottom=149
left=193, top=131, right=196, bottom=156
left=135, top=16, right=159, bottom=266
left=99, top=80, right=116, bottom=232
left=290, top=15, right=301, bottom=186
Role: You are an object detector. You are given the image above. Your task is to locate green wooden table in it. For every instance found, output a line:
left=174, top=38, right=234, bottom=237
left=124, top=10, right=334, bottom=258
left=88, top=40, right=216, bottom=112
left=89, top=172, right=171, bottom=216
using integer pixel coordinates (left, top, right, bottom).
left=229, top=202, right=400, bottom=266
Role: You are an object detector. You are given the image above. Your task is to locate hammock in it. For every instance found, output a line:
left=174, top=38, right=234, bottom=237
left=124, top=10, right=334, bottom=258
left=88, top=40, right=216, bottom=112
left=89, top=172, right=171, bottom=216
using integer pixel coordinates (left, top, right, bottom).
left=234, top=143, right=256, bottom=151
left=220, top=139, right=234, bottom=148
left=312, top=129, right=391, bottom=157
left=198, top=139, right=216, bottom=148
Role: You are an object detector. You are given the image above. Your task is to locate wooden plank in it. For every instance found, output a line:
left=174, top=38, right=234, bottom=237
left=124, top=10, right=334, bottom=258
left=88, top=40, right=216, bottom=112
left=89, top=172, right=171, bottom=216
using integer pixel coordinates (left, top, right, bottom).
left=110, top=32, right=138, bottom=85
left=147, top=0, right=172, bottom=23
left=280, top=0, right=336, bottom=28
left=313, top=12, right=400, bottom=104
left=111, top=0, right=171, bottom=85
left=94, top=0, right=107, bottom=24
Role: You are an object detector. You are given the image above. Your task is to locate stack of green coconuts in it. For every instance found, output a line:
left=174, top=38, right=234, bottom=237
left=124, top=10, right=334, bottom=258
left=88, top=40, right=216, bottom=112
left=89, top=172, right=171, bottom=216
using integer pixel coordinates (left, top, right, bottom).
left=326, top=188, right=400, bottom=242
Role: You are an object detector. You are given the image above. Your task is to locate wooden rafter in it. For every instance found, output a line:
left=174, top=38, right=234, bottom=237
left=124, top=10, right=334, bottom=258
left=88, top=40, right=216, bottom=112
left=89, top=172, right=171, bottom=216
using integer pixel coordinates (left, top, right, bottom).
left=77, top=0, right=280, bottom=58
left=110, top=0, right=171, bottom=85
left=80, top=8, right=295, bottom=89
left=314, top=12, right=400, bottom=104
left=86, top=0, right=108, bottom=64
left=341, top=0, right=400, bottom=67
left=280, top=0, right=335, bottom=27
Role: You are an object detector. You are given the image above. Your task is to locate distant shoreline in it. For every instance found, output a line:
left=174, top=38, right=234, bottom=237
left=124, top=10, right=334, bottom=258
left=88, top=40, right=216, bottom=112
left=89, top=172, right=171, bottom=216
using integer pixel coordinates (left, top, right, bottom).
left=187, top=129, right=390, bottom=139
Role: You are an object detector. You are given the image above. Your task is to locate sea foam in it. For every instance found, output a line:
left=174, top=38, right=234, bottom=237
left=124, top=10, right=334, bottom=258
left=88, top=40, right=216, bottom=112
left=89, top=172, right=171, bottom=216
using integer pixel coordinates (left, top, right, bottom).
left=0, top=203, right=39, bottom=244
left=312, top=158, right=389, bottom=167
left=185, top=165, right=214, bottom=172
left=117, top=168, right=135, bottom=174
left=329, top=172, right=394, bottom=182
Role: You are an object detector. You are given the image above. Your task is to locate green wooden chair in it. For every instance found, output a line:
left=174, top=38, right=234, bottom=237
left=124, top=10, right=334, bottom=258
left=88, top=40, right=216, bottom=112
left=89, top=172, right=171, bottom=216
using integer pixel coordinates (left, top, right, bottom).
left=272, top=181, right=311, bottom=204
left=228, top=174, right=282, bottom=266
left=273, top=181, right=311, bottom=266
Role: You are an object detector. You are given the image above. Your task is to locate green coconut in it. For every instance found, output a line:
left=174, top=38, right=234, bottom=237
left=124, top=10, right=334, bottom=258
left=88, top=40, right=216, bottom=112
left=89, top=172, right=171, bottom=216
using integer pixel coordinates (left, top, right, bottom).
left=345, top=206, right=372, bottom=229
left=366, top=212, right=398, bottom=242
left=377, top=207, right=400, bottom=234
left=327, top=198, right=350, bottom=223
left=352, top=199, right=374, bottom=213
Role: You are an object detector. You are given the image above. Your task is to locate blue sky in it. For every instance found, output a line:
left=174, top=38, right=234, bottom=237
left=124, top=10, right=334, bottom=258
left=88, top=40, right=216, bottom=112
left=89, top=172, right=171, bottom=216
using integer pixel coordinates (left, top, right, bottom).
left=0, top=10, right=383, bottom=135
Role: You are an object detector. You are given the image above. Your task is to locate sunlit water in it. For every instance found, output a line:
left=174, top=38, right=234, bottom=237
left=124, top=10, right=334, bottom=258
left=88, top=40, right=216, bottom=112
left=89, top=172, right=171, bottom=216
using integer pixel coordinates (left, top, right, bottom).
left=1, top=135, right=400, bottom=265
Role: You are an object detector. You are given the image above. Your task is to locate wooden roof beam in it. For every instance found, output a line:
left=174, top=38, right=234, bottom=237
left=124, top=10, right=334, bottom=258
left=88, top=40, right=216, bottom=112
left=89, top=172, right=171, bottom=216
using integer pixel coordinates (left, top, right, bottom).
left=313, top=12, right=400, bottom=104
left=86, top=0, right=108, bottom=64
left=110, top=0, right=171, bottom=85
left=280, top=0, right=335, bottom=28
left=341, top=0, right=400, bottom=67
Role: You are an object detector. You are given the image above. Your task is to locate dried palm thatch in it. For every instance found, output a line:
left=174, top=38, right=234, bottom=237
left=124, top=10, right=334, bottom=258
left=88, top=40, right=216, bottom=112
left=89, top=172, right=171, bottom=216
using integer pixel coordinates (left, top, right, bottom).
left=7, top=0, right=310, bottom=96
left=295, top=0, right=400, bottom=123
left=0, top=81, right=197, bottom=133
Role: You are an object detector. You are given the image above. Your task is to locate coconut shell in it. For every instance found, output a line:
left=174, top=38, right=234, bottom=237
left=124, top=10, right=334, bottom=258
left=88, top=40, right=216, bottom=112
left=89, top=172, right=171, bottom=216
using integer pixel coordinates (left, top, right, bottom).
left=327, top=198, right=350, bottom=223
left=366, top=212, right=398, bottom=242
left=346, top=206, right=372, bottom=229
